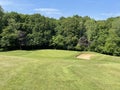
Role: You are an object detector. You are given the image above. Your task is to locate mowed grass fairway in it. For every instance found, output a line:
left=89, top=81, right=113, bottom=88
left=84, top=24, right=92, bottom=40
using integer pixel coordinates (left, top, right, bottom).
left=0, top=50, right=120, bottom=90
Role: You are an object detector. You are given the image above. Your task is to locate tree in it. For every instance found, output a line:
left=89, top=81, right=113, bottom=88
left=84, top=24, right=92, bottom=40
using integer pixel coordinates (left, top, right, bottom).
left=0, top=6, right=4, bottom=33
left=0, top=5, right=120, bottom=56
left=104, top=19, right=120, bottom=55
left=52, top=16, right=85, bottom=50
left=0, top=26, right=18, bottom=49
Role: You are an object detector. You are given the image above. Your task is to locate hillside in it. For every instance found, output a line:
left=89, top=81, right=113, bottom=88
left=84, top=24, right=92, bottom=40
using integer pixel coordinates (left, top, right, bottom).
left=0, top=50, right=120, bottom=90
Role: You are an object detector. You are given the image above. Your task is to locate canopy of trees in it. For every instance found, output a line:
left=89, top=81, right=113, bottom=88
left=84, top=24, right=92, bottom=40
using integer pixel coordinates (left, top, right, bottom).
left=0, top=6, right=120, bottom=56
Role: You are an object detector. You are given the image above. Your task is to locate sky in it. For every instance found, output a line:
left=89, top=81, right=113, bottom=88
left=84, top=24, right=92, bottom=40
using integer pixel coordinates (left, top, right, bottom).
left=0, top=0, right=120, bottom=20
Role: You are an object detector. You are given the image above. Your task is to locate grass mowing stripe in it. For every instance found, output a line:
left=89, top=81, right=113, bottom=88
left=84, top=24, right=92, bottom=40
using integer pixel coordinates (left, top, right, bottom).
left=0, top=50, right=120, bottom=90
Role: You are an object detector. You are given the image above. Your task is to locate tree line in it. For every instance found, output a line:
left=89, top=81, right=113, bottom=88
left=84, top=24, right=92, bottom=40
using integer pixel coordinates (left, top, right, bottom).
left=0, top=6, right=120, bottom=56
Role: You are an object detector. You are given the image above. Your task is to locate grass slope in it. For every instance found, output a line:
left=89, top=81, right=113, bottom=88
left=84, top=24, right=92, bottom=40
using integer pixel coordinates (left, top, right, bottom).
left=0, top=50, right=120, bottom=90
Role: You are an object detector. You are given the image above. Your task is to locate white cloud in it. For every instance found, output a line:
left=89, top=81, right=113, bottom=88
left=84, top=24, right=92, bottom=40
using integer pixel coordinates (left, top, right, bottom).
left=34, top=8, right=62, bottom=15
left=35, top=8, right=59, bottom=12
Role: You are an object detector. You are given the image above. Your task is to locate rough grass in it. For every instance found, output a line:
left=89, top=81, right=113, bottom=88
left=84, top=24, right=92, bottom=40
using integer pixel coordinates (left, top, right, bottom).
left=0, top=50, right=120, bottom=90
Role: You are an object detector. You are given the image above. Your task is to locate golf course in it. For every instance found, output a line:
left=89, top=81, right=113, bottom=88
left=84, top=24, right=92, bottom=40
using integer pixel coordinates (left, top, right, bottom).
left=0, top=50, right=120, bottom=90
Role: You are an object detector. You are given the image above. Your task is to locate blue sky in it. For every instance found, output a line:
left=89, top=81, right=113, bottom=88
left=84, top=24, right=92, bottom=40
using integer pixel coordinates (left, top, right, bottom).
left=0, top=0, right=120, bottom=20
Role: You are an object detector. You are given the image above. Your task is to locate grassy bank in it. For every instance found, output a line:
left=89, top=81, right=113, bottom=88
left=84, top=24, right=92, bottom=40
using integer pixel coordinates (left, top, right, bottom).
left=0, top=50, right=120, bottom=90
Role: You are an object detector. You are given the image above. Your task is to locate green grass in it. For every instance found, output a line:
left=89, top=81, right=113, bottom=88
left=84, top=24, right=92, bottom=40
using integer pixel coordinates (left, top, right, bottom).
left=0, top=49, right=120, bottom=90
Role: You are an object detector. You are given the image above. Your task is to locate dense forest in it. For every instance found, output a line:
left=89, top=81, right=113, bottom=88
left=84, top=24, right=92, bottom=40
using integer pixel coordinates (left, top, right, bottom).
left=0, top=6, right=120, bottom=56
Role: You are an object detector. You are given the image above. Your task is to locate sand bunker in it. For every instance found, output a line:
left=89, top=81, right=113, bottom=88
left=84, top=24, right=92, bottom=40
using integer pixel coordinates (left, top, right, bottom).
left=77, top=54, right=94, bottom=60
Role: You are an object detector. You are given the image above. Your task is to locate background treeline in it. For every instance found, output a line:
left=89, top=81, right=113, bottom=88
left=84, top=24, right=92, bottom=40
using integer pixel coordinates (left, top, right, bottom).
left=0, top=6, right=120, bottom=56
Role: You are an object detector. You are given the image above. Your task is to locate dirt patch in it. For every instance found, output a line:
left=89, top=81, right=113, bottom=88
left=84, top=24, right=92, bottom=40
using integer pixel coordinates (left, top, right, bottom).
left=77, top=54, right=94, bottom=60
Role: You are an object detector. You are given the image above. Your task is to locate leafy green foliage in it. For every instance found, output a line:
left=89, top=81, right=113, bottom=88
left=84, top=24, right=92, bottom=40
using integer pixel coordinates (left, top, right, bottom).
left=0, top=6, right=120, bottom=56
left=52, top=16, right=84, bottom=50
left=104, top=19, right=120, bottom=55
